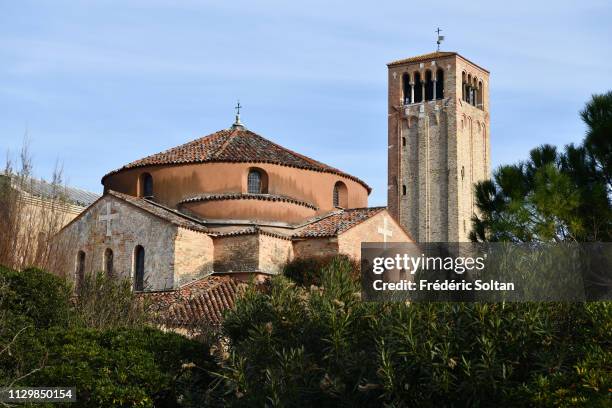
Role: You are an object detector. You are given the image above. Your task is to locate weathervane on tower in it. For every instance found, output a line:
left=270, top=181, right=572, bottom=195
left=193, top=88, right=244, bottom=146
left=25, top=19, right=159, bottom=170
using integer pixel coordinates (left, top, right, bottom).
left=436, top=27, right=444, bottom=51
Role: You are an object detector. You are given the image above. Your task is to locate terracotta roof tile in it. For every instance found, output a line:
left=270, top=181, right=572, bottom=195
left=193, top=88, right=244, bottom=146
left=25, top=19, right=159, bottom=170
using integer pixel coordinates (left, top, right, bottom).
left=387, top=51, right=457, bottom=66
left=293, top=207, right=386, bottom=238
left=141, top=275, right=244, bottom=327
left=102, top=128, right=371, bottom=193
left=179, top=193, right=318, bottom=210
left=108, top=190, right=208, bottom=233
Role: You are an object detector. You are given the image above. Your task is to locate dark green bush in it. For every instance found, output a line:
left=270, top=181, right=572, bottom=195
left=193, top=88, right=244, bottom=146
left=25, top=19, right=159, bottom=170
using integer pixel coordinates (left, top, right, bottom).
left=0, top=265, right=73, bottom=328
left=0, top=265, right=217, bottom=407
left=283, top=255, right=359, bottom=286
left=217, top=257, right=612, bottom=407
left=30, top=327, right=216, bottom=407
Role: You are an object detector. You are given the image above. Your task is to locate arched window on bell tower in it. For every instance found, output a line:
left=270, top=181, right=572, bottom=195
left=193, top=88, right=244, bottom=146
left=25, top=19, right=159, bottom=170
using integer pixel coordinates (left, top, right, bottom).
left=436, top=69, right=444, bottom=99
left=402, top=73, right=411, bottom=105
left=424, top=70, right=434, bottom=101
left=413, top=72, right=423, bottom=103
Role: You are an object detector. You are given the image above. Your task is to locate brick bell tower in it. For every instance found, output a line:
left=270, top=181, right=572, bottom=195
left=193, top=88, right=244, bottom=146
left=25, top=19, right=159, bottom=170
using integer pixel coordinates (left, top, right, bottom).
left=387, top=51, right=491, bottom=242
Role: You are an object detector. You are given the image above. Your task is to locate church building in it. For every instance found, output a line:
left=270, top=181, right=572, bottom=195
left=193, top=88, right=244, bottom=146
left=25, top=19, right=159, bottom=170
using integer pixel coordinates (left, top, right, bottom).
left=57, top=110, right=411, bottom=296
left=55, top=49, right=490, bottom=327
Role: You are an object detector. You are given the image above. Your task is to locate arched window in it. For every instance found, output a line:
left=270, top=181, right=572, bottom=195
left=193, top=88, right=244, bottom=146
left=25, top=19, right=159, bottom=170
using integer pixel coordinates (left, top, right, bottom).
left=462, top=72, right=467, bottom=101
left=333, top=181, right=348, bottom=208
left=413, top=72, right=423, bottom=103
left=402, top=185, right=407, bottom=196
left=76, top=250, right=85, bottom=291
left=436, top=69, right=444, bottom=99
left=424, top=70, right=434, bottom=101
left=140, top=173, right=153, bottom=198
left=248, top=169, right=262, bottom=194
left=402, top=137, right=406, bottom=147
left=104, top=248, right=114, bottom=277
left=134, top=245, right=145, bottom=291
left=477, top=80, right=483, bottom=108
left=467, top=74, right=473, bottom=105
left=402, top=73, right=411, bottom=104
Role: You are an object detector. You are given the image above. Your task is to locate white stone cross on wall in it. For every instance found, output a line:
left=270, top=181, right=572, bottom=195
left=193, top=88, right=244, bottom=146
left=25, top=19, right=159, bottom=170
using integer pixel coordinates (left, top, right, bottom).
left=377, top=216, right=393, bottom=244
left=99, top=202, right=118, bottom=237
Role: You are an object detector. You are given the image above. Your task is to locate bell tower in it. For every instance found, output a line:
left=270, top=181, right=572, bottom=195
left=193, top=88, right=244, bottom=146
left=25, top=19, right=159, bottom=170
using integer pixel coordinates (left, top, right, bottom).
left=387, top=51, right=490, bottom=242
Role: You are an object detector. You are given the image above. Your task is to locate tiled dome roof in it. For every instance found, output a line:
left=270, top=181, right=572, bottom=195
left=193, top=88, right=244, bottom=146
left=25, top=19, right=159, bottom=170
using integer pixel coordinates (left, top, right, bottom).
left=102, top=127, right=371, bottom=193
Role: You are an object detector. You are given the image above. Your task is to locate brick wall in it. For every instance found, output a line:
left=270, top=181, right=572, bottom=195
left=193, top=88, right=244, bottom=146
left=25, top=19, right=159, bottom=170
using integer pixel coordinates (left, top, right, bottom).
left=213, top=234, right=259, bottom=273
left=174, top=227, right=214, bottom=286
left=338, top=211, right=412, bottom=260
left=258, top=234, right=293, bottom=275
left=56, top=195, right=177, bottom=291
left=387, top=54, right=490, bottom=242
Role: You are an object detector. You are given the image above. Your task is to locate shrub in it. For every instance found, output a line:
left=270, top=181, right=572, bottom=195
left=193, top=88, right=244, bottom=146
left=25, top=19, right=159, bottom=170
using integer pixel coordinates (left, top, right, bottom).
left=0, top=265, right=73, bottom=328
left=29, top=326, right=216, bottom=408
left=283, top=255, right=359, bottom=286
left=216, top=258, right=612, bottom=407
left=73, top=271, right=151, bottom=330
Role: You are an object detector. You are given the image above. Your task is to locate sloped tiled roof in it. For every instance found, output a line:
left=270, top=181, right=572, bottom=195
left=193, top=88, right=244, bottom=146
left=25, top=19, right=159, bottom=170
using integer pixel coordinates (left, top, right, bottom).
left=142, top=276, right=243, bottom=327
left=101, top=127, right=371, bottom=193
left=179, top=193, right=318, bottom=210
left=293, top=207, right=386, bottom=238
left=209, top=226, right=292, bottom=241
left=2, top=172, right=99, bottom=207
left=387, top=51, right=489, bottom=73
left=387, top=51, right=457, bottom=67
left=107, top=191, right=208, bottom=233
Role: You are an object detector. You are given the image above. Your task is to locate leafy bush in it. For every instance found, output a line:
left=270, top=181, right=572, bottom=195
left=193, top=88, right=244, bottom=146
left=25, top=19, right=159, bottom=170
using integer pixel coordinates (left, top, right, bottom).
left=283, top=255, right=359, bottom=286
left=31, top=327, right=216, bottom=407
left=0, top=265, right=217, bottom=407
left=0, top=265, right=73, bottom=328
left=73, top=271, right=151, bottom=330
left=217, top=257, right=612, bottom=407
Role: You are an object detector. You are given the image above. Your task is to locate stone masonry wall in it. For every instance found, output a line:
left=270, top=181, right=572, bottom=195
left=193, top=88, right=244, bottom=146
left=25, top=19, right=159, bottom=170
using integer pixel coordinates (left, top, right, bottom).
left=338, top=211, right=413, bottom=260
left=213, top=234, right=259, bottom=273
left=56, top=195, right=177, bottom=291
left=174, top=227, right=214, bottom=287
left=388, top=54, right=490, bottom=242
left=258, top=234, right=293, bottom=275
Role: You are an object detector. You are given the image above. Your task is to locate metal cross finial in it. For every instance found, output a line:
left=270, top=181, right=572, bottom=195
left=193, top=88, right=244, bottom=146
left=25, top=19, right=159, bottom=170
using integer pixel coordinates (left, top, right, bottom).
left=436, top=27, right=445, bottom=52
left=232, top=100, right=244, bottom=128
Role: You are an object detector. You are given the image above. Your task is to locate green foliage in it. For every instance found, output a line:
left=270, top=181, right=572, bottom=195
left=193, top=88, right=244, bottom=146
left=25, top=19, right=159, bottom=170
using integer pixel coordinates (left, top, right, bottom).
left=73, top=271, right=151, bottom=330
left=215, top=258, right=612, bottom=407
left=0, top=265, right=73, bottom=328
left=30, top=327, right=215, bottom=407
left=283, top=255, right=359, bottom=286
left=0, top=265, right=216, bottom=407
left=471, top=92, right=612, bottom=242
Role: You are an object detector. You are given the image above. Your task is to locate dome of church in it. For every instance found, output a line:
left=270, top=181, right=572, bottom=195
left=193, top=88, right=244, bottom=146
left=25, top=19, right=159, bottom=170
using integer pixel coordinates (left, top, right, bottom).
left=101, top=127, right=371, bottom=224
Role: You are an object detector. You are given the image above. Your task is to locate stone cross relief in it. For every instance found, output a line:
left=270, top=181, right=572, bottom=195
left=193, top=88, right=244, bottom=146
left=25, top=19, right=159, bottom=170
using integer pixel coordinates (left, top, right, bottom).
left=99, top=202, right=119, bottom=237
left=377, top=216, right=393, bottom=245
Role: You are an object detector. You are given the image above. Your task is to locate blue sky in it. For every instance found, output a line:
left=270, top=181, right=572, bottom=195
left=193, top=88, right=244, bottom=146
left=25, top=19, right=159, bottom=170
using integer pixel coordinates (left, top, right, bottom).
left=1, top=0, right=610, bottom=206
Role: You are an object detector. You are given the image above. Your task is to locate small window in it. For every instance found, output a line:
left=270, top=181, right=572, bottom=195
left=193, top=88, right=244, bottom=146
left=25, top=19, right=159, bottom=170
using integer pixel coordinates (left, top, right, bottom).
left=248, top=170, right=262, bottom=194
left=333, top=181, right=348, bottom=208
left=134, top=245, right=145, bottom=291
left=402, top=185, right=407, bottom=196
left=402, top=137, right=406, bottom=147
left=76, top=250, right=85, bottom=291
left=104, top=248, right=114, bottom=277
left=140, top=173, right=153, bottom=198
